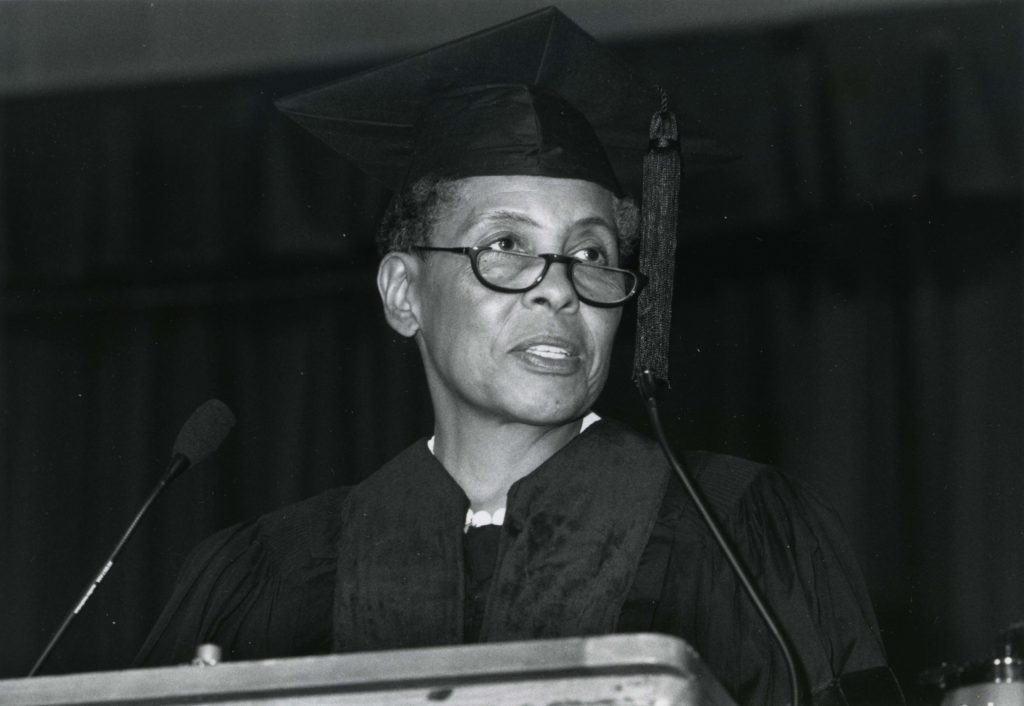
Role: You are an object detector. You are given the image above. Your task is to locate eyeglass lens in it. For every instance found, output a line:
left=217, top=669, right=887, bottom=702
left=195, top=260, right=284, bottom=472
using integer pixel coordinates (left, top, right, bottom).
left=476, top=250, right=633, bottom=303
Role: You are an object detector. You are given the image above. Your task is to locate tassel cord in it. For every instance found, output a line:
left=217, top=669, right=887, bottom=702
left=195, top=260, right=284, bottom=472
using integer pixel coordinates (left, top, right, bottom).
left=633, top=107, right=681, bottom=386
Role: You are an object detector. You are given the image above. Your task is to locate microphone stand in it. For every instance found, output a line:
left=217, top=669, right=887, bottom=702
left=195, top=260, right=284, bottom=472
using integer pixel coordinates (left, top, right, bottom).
left=27, top=455, right=189, bottom=677
left=637, top=370, right=804, bottom=706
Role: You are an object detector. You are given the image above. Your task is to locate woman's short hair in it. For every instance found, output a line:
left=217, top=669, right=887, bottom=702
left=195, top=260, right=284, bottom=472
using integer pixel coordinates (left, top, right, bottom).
left=377, top=175, right=640, bottom=258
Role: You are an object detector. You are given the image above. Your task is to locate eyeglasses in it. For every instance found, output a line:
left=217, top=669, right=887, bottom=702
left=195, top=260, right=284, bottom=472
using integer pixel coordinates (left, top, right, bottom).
left=413, top=245, right=646, bottom=307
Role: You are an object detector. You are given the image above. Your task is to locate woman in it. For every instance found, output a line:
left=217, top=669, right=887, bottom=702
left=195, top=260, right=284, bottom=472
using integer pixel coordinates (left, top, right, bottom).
left=137, top=9, right=900, bottom=704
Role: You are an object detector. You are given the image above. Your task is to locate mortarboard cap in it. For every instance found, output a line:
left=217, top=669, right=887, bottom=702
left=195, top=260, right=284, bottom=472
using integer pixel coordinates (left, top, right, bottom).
left=275, top=6, right=727, bottom=197
left=277, top=6, right=729, bottom=387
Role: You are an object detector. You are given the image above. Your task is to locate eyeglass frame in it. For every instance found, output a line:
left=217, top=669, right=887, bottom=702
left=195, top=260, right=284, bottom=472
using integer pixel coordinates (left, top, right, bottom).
left=411, top=245, right=647, bottom=308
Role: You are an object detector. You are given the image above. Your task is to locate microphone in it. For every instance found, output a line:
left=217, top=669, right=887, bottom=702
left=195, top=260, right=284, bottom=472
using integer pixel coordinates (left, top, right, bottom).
left=167, top=399, right=238, bottom=481
left=27, top=399, right=236, bottom=677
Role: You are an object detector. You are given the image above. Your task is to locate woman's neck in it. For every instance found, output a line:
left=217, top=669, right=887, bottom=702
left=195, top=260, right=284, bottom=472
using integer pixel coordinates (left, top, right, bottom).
left=431, top=415, right=583, bottom=513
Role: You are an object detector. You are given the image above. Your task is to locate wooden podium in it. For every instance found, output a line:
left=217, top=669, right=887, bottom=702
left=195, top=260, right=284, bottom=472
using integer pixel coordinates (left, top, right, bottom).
left=2, top=633, right=738, bottom=705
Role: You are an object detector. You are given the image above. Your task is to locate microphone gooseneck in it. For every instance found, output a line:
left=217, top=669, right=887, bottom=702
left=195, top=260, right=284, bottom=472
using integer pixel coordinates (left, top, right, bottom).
left=637, top=370, right=804, bottom=706
left=26, top=399, right=236, bottom=677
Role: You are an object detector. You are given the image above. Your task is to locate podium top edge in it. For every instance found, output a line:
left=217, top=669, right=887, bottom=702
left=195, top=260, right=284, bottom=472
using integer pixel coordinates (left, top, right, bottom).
left=2, top=634, right=727, bottom=706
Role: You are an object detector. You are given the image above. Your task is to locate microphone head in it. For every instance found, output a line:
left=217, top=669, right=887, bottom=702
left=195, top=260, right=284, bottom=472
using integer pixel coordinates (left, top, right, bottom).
left=172, top=399, right=236, bottom=466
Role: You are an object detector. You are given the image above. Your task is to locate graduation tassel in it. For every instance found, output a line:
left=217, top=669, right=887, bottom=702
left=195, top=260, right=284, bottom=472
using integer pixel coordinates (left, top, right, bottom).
left=633, top=91, right=682, bottom=389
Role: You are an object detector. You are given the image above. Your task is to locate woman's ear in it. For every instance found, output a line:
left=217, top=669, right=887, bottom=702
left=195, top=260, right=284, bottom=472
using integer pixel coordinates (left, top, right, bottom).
left=377, top=252, right=421, bottom=338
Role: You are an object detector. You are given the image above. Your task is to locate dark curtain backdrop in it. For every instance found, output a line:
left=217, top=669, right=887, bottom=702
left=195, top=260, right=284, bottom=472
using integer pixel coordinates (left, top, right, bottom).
left=1, top=3, right=1021, bottom=701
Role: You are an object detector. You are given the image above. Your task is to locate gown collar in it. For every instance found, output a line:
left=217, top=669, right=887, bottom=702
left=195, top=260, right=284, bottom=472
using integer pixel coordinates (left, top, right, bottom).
left=331, top=419, right=669, bottom=651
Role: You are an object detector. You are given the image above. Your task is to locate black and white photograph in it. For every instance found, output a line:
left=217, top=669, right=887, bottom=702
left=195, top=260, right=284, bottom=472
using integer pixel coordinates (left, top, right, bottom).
left=0, top=1, right=1020, bottom=704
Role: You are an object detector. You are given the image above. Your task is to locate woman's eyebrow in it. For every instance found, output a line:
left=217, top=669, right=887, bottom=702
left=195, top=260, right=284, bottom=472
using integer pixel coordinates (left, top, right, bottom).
left=476, top=210, right=541, bottom=228
left=471, top=211, right=614, bottom=234
left=572, top=216, right=616, bottom=232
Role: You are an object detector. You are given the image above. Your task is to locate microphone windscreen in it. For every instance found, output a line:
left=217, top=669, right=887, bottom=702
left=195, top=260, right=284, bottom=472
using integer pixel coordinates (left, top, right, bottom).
left=172, top=399, right=237, bottom=465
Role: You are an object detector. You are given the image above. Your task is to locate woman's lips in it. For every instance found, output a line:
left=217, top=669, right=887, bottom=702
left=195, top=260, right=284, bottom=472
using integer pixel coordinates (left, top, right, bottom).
left=512, top=340, right=582, bottom=374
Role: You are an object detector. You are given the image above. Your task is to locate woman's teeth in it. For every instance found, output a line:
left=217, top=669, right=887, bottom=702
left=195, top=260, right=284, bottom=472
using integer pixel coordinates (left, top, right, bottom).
left=527, top=345, right=571, bottom=359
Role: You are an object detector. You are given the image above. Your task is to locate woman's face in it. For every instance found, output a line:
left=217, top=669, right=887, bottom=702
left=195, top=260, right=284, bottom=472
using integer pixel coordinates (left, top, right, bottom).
left=404, top=175, right=623, bottom=427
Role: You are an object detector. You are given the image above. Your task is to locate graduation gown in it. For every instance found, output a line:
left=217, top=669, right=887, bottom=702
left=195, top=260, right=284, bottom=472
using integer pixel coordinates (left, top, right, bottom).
left=135, top=419, right=897, bottom=705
